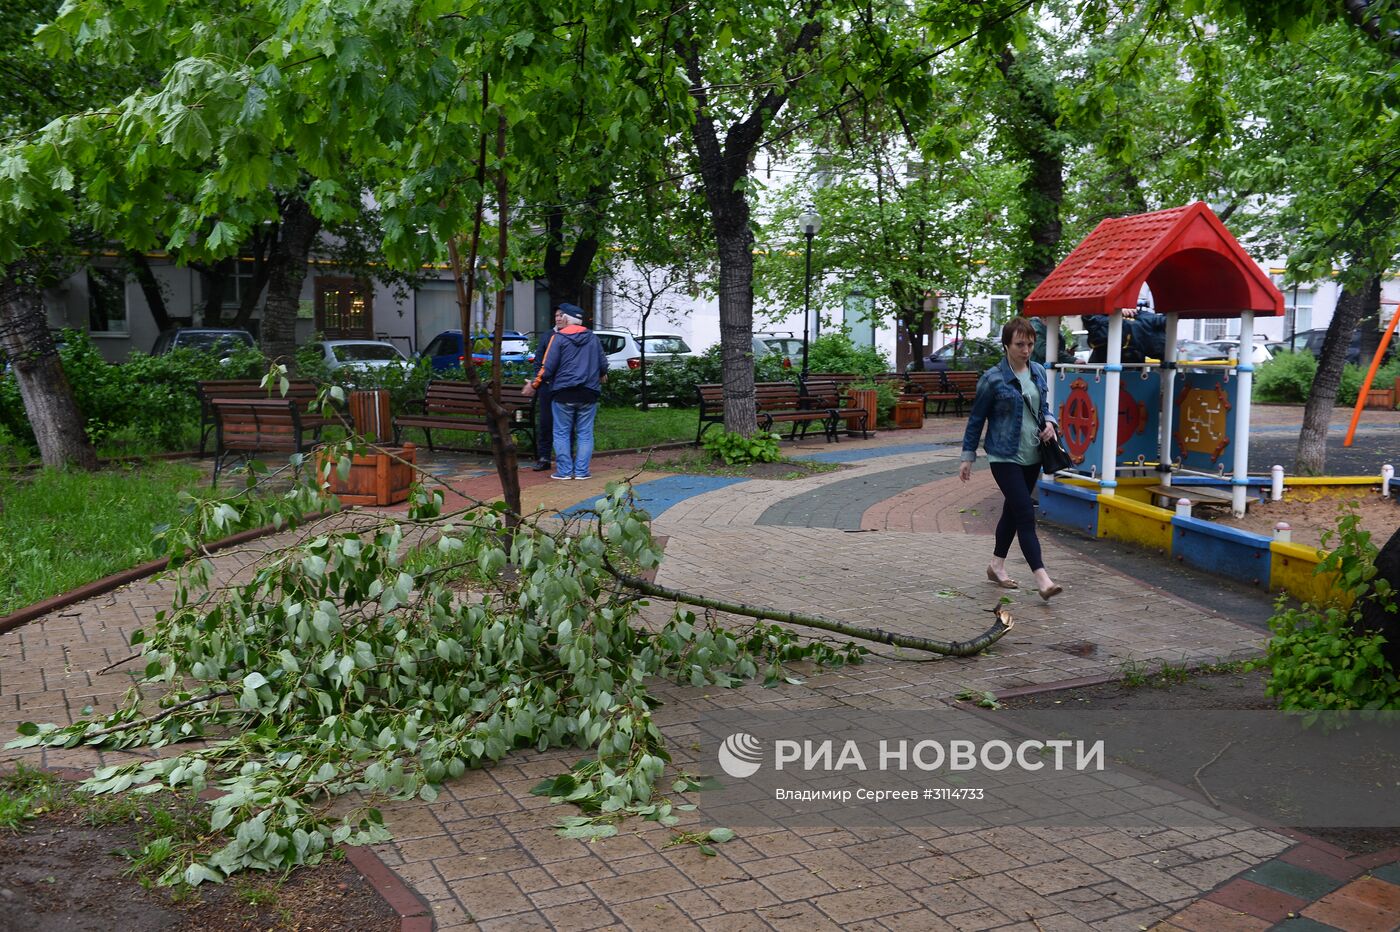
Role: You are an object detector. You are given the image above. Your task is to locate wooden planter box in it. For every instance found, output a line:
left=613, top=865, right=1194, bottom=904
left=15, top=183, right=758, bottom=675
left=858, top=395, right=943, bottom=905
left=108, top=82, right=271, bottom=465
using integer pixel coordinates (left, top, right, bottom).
left=894, top=401, right=924, bottom=429
left=1365, top=388, right=1395, bottom=410
left=318, top=443, right=416, bottom=506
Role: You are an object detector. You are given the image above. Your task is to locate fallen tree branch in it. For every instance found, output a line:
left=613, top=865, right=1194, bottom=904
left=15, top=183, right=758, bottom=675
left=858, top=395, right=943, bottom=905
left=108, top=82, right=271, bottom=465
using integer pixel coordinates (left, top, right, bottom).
left=1193, top=740, right=1234, bottom=809
left=82, top=688, right=236, bottom=740
left=603, top=554, right=1013, bottom=657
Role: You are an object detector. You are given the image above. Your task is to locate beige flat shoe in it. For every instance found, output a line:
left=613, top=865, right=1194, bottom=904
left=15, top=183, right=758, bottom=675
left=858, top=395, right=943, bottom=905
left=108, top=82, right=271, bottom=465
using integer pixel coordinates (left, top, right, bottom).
left=1038, top=584, right=1063, bottom=601
left=986, top=565, right=1019, bottom=589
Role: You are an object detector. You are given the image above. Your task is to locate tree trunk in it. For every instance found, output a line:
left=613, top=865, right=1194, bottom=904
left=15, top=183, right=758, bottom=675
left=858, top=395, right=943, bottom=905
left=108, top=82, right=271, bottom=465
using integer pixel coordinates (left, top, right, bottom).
left=997, top=48, right=1064, bottom=311
left=1296, top=273, right=1378, bottom=474
left=127, top=251, right=174, bottom=333
left=543, top=202, right=603, bottom=326
left=0, top=261, right=98, bottom=469
left=678, top=14, right=823, bottom=436
left=261, top=196, right=320, bottom=371
left=233, top=225, right=276, bottom=329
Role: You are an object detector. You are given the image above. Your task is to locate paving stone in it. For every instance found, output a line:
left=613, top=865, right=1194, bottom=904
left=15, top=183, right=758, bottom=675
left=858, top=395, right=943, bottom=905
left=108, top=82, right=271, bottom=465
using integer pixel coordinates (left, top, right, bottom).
left=1206, top=878, right=1310, bottom=923
left=1241, top=859, right=1343, bottom=900
left=1155, top=900, right=1271, bottom=931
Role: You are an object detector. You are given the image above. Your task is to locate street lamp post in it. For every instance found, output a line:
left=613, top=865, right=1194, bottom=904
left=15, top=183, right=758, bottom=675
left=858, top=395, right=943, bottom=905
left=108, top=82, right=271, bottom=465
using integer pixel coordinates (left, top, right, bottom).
left=798, top=204, right=821, bottom=380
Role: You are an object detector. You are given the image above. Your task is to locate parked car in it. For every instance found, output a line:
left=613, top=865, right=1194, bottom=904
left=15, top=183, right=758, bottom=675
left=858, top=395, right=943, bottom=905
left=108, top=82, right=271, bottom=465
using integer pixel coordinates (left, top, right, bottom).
left=637, top=333, right=701, bottom=365
left=1176, top=339, right=1226, bottom=362
left=306, top=339, right=408, bottom=374
left=150, top=328, right=255, bottom=356
left=593, top=328, right=641, bottom=370
left=908, top=337, right=1000, bottom=373
left=419, top=330, right=536, bottom=373
left=1204, top=339, right=1276, bottom=365
left=1282, top=327, right=1395, bottom=365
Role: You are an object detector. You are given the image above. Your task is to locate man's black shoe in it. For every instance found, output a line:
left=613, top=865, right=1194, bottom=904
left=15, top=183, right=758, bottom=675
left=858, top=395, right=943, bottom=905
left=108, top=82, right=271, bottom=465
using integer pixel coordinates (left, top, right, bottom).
left=531, top=460, right=552, bottom=472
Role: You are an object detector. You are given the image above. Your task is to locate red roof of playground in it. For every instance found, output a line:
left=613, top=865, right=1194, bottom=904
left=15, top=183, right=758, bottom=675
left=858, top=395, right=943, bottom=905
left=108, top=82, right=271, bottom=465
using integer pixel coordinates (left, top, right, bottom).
left=1023, top=202, right=1284, bottom=319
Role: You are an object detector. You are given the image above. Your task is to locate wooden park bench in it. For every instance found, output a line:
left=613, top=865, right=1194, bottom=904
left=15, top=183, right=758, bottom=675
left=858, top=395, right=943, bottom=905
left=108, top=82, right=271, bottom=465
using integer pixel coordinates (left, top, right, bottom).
left=393, top=381, right=534, bottom=451
left=196, top=379, right=336, bottom=455
left=904, top=370, right=981, bottom=417
left=209, top=397, right=314, bottom=484
left=802, top=377, right=868, bottom=439
left=695, top=381, right=839, bottom=444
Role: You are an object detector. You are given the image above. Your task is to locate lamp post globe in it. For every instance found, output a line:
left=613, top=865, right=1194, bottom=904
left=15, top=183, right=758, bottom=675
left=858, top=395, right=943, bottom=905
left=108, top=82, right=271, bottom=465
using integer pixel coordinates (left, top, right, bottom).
left=798, top=205, right=821, bottom=380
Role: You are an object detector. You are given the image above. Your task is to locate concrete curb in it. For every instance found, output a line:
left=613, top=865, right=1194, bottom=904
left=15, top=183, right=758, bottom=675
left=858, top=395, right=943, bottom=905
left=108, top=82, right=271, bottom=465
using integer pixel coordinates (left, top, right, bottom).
left=0, top=508, right=339, bottom=637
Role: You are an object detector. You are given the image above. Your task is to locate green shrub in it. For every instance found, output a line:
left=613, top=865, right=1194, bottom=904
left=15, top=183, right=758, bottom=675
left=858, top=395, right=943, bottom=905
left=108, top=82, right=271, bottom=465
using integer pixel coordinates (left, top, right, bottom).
left=1253, top=350, right=1317, bottom=403
left=0, top=330, right=267, bottom=454
left=1338, top=359, right=1400, bottom=407
left=702, top=428, right=782, bottom=465
left=1260, top=507, right=1400, bottom=711
left=600, top=347, right=794, bottom=408
left=807, top=330, right=891, bottom=376
left=1254, top=350, right=1400, bottom=407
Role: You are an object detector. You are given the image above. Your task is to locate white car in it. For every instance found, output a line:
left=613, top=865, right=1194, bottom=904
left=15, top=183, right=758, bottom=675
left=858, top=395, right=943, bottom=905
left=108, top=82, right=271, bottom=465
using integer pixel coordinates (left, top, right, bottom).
left=307, top=339, right=409, bottom=373
left=1204, top=340, right=1277, bottom=365
left=594, top=329, right=698, bottom=369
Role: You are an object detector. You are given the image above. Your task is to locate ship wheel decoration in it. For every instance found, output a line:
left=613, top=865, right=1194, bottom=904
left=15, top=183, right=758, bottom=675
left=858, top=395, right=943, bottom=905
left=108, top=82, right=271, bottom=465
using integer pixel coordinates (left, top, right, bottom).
left=1117, top=386, right=1149, bottom=454
left=1058, top=378, right=1097, bottom=465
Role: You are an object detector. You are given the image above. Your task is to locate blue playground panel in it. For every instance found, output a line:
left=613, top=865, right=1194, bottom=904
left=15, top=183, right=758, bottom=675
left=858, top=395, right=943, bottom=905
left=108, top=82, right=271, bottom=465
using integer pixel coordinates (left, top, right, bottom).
left=1170, top=368, right=1241, bottom=472
left=560, top=474, right=746, bottom=520
left=1051, top=367, right=1161, bottom=470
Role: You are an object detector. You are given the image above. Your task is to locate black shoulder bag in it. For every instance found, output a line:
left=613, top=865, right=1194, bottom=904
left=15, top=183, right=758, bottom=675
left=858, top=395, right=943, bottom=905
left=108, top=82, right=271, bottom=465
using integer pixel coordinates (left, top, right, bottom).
left=1021, top=383, right=1074, bottom=475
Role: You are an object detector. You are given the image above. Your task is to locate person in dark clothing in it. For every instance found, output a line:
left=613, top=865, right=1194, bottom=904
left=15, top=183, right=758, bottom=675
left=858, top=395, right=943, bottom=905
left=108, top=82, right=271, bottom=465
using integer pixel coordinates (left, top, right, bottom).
left=522, top=307, right=608, bottom=479
left=528, top=307, right=568, bottom=471
left=1085, top=306, right=1167, bottom=364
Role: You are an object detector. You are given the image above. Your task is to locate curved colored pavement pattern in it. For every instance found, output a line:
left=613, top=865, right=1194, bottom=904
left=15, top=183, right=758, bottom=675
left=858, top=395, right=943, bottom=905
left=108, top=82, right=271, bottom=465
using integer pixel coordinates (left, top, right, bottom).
left=756, top=460, right=963, bottom=529
left=559, top=473, right=748, bottom=519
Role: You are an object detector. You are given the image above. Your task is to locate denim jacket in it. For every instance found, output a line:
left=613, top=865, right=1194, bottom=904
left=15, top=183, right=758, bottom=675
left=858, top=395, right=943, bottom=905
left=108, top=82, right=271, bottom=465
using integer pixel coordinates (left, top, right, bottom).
left=960, top=358, right=1056, bottom=462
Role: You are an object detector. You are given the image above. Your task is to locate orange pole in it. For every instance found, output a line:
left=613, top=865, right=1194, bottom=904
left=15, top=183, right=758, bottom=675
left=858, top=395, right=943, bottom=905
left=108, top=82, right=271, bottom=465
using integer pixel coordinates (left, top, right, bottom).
left=1343, top=306, right=1400, bottom=446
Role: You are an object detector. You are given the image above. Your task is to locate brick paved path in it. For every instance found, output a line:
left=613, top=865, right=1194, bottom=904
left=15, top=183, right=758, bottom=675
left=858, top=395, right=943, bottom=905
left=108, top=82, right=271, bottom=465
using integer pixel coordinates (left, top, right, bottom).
left=2, top=413, right=1397, bottom=930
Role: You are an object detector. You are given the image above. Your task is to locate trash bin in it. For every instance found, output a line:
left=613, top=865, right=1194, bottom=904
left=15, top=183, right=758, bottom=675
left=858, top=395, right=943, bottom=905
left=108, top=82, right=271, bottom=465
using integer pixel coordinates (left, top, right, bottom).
left=349, top=389, right=392, bottom=442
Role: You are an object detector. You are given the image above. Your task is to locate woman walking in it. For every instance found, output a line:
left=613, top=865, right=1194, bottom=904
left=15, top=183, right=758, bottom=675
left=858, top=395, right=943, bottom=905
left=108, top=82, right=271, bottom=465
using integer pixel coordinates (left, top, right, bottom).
left=958, top=316, right=1063, bottom=600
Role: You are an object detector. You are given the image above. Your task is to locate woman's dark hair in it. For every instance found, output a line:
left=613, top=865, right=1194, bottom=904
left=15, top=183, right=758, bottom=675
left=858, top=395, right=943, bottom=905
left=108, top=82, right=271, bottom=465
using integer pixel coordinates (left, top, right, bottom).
left=1000, top=316, right=1036, bottom=348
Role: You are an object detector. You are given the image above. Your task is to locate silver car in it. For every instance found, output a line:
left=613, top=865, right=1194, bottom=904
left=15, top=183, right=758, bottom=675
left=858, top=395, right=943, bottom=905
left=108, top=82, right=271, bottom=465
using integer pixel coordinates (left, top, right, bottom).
left=308, top=339, right=408, bottom=373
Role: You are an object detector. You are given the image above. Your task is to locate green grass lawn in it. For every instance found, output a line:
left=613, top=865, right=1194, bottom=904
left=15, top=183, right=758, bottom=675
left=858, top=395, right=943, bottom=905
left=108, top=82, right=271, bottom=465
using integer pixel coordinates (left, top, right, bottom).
left=0, top=462, right=209, bottom=615
left=593, top=405, right=696, bottom=450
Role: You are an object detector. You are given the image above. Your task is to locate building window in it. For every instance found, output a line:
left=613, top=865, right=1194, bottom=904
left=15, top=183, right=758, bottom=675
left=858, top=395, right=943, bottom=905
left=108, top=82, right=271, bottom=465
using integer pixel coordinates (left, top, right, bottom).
left=315, top=277, right=373, bottom=339
left=843, top=292, right=875, bottom=347
left=988, top=295, right=1012, bottom=328
left=88, top=267, right=129, bottom=334
left=1286, top=288, right=1313, bottom=337
left=223, top=260, right=259, bottom=308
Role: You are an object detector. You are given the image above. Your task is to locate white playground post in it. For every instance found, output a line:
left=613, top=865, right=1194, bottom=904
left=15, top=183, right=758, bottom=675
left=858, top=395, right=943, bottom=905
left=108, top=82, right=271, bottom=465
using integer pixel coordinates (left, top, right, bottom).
left=1045, top=323, right=1059, bottom=412
left=1231, top=310, right=1255, bottom=517
left=1101, top=312, right=1123, bottom=494
left=1158, top=313, right=1179, bottom=488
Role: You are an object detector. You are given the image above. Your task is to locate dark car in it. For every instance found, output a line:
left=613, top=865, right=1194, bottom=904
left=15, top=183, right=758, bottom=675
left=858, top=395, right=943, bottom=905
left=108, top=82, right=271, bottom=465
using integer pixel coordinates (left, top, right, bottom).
left=908, top=337, right=1000, bottom=373
left=419, top=329, right=536, bottom=373
left=1286, top=327, right=1365, bottom=364
left=151, top=328, right=255, bottom=356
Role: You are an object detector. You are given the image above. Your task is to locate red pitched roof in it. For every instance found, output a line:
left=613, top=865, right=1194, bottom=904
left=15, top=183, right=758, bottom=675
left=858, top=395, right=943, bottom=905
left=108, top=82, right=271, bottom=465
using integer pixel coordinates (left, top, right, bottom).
left=1023, top=202, right=1283, bottom=319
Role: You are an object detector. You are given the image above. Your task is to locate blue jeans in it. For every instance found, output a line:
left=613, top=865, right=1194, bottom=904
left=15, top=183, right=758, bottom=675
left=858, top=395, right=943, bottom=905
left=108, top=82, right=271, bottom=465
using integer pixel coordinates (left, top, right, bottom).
left=551, top=399, right=598, bottom=477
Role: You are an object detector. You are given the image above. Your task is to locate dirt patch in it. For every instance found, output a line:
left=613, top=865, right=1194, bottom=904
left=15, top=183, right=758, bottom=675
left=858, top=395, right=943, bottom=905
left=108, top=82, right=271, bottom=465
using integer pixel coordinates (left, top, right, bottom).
left=998, top=667, right=1400, bottom=854
left=1209, top=492, right=1399, bottom=549
left=0, top=807, right=398, bottom=932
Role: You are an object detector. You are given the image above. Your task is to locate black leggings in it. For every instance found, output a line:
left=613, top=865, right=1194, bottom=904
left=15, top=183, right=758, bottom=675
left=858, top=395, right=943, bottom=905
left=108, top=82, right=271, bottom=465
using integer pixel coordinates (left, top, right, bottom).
left=989, top=461, right=1044, bottom=572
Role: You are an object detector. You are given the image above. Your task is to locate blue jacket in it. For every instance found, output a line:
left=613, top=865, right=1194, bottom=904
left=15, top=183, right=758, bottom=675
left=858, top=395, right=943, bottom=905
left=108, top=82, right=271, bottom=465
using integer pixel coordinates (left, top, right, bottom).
left=534, top=325, right=608, bottom=394
left=960, top=359, right=1056, bottom=462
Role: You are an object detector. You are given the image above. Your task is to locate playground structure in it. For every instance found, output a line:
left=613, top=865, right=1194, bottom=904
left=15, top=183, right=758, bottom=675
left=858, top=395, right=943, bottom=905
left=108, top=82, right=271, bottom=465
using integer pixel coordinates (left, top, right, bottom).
left=1023, top=201, right=1285, bottom=518
left=1021, top=202, right=1400, bottom=602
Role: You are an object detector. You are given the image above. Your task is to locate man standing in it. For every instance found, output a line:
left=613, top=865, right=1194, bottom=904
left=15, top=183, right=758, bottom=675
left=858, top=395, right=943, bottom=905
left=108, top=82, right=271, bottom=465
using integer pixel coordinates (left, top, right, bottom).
left=522, top=305, right=607, bottom=479
left=527, top=307, right=567, bottom=471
